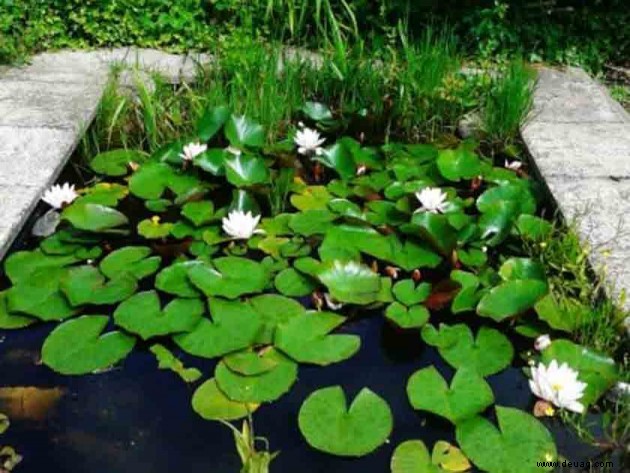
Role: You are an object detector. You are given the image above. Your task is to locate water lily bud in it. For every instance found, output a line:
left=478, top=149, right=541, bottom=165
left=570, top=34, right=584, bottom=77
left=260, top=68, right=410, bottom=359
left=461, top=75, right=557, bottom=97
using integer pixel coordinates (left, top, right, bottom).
left=534, top=334, right=551, bottom=351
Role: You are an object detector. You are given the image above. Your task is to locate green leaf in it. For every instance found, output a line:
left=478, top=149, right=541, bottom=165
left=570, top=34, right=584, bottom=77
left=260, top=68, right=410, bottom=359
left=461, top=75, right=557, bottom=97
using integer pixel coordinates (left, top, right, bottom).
left=100, top=246, right=161, bottom=281
left=498, top=258, right=546, bottom=282
left=76, top=183, right=129, bottom=206
left=385, top=302, right=430, bottom=329
left=540, top=339, right=618, bottom=407
left=155, top=260, right=203, bottom=298
left=62, top=203, right=128, bottom=232
left=456, top=407, right=557, bottom=473
left=7, top=267, right=77, bottom=321
left=0, top=291, right=35, bottom=329
left=215, top=348, right=297, bottom=403
left=314, top=141, right=356, bottom=180
left=451, top=271, right=483, bottom=314
left=274, top=268, right=318, bottom=297
left=393, top=280, right=431, bottom=306
left=437, top=147, right=482, bottom=182
left=90, top=149, right=147, bottom=176
left=249, top=294, right=305, bottom=344
left=114, top=290, right=204, bottom=340
left=302, top=101, right=333, bottom=122
left=298, top=386, right=393, bottom=457
left=407, top=367, right=494, bottom=424
left=181, top=201, right=215, bottom=227
left=188, top=257, right=269, bottom=299
left=289, top=209, right=336, bottom=236
left=174, top=297, right=262, bottom=359
left=197, top=105, right=230, bottom=141
left=194, top=148, right=226, bottom=175
left=225, top=115, right=265, bottom=148
left=534, top=294, right=590, bottom=333
left=477, top=280, right=548, bottom=321
left=275, top=311, right=360, bottom=366
left=192, top=378, right=258, bottom=421
left=318, top=261, right=381, bottom=305
left=411, top=213, right=458, bottom=256
left=422, top=324, right=513, bottom=376
left=391, top=440, right=471, bottom=473
left=290, top=185, right=332, bottom=211
left=42, top=315, right=136, bottom=375
left=223, top=349, right=280, bottom=376
left=150, top=344, right=202, bottom=383
left=224, top=154, right=270, bottom=186
left=515, top=215, right=553, bottom=240
left=129, top=162, right=203, bottom=200
left=61, top=266, right=137, bottom=306
left=137, top=217, right=174, bottom=239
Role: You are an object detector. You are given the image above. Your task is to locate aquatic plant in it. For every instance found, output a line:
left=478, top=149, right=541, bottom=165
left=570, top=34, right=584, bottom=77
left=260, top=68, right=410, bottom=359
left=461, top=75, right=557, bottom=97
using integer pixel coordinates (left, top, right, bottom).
left=0, top=105, right=623, bottom=471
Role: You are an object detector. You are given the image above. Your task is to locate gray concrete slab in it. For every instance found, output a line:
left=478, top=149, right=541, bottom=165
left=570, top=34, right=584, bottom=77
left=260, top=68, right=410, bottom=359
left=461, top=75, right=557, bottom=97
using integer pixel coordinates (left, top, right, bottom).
left=124, top=48, right=187, bottom=82
left=0, top=184, right=41, bottom=259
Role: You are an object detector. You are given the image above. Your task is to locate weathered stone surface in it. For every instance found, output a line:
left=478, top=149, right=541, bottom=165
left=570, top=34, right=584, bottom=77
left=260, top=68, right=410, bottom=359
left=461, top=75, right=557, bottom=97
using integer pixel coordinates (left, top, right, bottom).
left=529, top=67, right=628, bottom=124
left=0, top=185, right=41, bottom=260
left=0, top=80, right=104, bottom=130
left=523, top=66, right=630, bottom=309
left=180, top=52, right=215, bottom=82
left=124, top=48, right=187, bottom=82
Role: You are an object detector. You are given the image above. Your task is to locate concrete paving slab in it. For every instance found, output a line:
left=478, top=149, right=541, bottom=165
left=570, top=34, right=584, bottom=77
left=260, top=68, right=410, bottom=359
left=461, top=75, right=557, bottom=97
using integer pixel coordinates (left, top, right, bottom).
left=0, top=184, right=41, bottom=260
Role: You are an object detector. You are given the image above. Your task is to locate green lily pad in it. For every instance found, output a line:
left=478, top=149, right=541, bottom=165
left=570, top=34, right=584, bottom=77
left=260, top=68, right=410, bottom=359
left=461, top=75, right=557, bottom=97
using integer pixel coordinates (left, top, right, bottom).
left=540, top=339, right=618, bottom=407
left=393, top=280, right=431, bottom=306
left=223, top=349, right=280, bottom=376
left=7, top=267, right=77, bottom=321
left=407, top=367, right=494, bottom=424
left=0, top=291, right=35, bottom=329
left=60, top=265, right=137, bottom=306
left=318, top=261, right=381, bottom=305
left=391, top=440, right=471, bottom=473
left=436, top=147, right=482, bottom=182
left=456, top=407, right=557, bottom=473
left=155, top=260, right=203, bottom=298
left=302, top=101, right=333, bottom=122
left=174, top=297, right=262, bottom=359
left=129, top=162, right=203, bottom=200
left=192, top=378, right=259, bottom=421
left=385, top=302, right=430, bottom=329
left=422, top=324, right=513, bottom=376
left=41, top=315, right=136, bottom=375
left=274, top=268, right=318, bottom=297
left=515, top=215, right=553, bottom=240
left=62, top=203, right=128, bottom=232
left=76, top=183, right=129, bottom=206
left=298, top=386, right=393, bottom=457
left=534, top=294, right=591, bottom=333
left=450, top=271, right=485, bottom=314
left=188, top=257, right=269, bottom=299
left=290, top=185, right=332, bottom=211
left=224, top=154, right=270, bottom=186
left=498, top=258, right=546, bottom=281
left=314, top=141, right=356, bottom=180
left=90, top=149, right=147, bottom=176
left=215, top=348, right=297, bottom=403
left=225, top=115, right=265, bottom=148
left=150, top=344, right=202, bottom=383
left=289, top=209, right=336, bottom=236
left=99, top=246, right=161, bottom=281
left=249, top=294, right=306, bottom=344
left=138, top=217, right=174, bottom=239
left=196, top=105, right=230, bottom=141
left=181, top=201, right=215, bottom=227
left=411, top=212, right=458, bottom=256
left=114, top=290, right=204, bottom=340
left=275, top=311, right=360, bottom=366
left=477, top=280, right=548, bottom=321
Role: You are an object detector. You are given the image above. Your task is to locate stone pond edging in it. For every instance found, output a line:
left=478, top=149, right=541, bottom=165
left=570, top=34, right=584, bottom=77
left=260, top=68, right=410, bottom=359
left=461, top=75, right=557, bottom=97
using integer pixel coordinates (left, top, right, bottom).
left=1, top=50, right=629, bottom=311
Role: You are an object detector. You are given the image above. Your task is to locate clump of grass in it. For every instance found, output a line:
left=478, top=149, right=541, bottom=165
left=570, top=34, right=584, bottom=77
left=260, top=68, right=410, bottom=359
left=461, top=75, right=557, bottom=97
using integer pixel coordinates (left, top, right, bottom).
left=482, top=59, right=535, bottom=144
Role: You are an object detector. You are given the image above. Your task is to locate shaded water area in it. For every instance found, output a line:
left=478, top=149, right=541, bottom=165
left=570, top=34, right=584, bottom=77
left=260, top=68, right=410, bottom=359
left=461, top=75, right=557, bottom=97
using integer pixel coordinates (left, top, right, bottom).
left=0, top=311, right=619, bottom=473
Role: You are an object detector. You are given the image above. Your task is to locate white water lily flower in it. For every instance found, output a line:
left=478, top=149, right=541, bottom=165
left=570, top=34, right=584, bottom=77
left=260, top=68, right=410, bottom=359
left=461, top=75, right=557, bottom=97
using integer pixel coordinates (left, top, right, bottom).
left=529, top=360, right=587, bottom=413
left=414, top=187, right=448, bottom=214
left=180, top=142, right=208, bottom=162
left=324, top=293, right=344, bottom=311
left=505, top=160, right=523, bottom=171
left=534, top=334, right=552, bottom=351
left=222, top=210, right=265, bottom=240
left=42, top=182, right=78, bottom=209
left=294, top=127, right=325, bottom=156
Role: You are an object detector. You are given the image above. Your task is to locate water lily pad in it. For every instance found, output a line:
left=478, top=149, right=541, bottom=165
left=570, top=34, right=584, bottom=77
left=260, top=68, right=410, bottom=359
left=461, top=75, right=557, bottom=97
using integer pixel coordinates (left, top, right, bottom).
left=477, top=280, right=548, bottom=321
left=290, top=209, right=336, bottom=236
left=0, top=291, right=35, bottom=329
left=422, top=324, right=513, bottom=376
left=437, top=147, right=482, bottom=182
left=114, top=290, right=204, bottom=340
left=223, top=349, right=280, bottom=376
left=129, top=162, right=203, bottom=200
left=61, top=266, right=137, bottom=306
left=411, top=213, right=458, bottom=256
left=314, top=141, right=356, bottom=180
left=540, top=339, right=618, bottom=407
left=188, top=257, right=269, bottom=299
left=215, top=348, right=297, bottom=403
left=385, top=302, right=430, bottom=329
left=456, top=406, right=557, bottom=473
left=450, top=271, right=483, bottom=314
left=150, top=344, right=202, bottom=383
left=62, top=203, right=128, bottom=232
left=274, top=268, right=318, bottom=297
left=318, top=261, right=381, bottom=305
left=32, top=209, right=61, bottom=237
left=196, top=105, right=230, bottom=141
left=138, top=217, right=174, bottom=239
left=393, top=280, right=431, bottom=306
left=249, top=294, right=306, bottom=344
left=7, top=267, right=77, bottom=321
left=100, top=246, right=161, bottom=281
left=90, top=149, right=147, bottom=176
left=498, top=258, right=546, bottom=281
left=192, top=378, right=259, bottom=421
left=407, top=367, right=494, bottom=424
left=391, top=440, right=471, bottom=473
left=534, top=294, right=590, bottom=333
left=174, top=297, right=262, bottom=359
left=275, top=311, right=360, bottom=366
left=181, top=201, right=215, bottom=227
left=290, top=185, right=332, bottom=211
left=155, top=261, right=203, bottom=298
left=225, top=115, right=265, bottom=148
left=76, top=183, right=129, bottom=207
left=302, top=101, right=333, bottom=122
left=515, top=215, right=553, bottom=240
left=224, top=154, right=270, bottom=186
left=42, top=315, right=136, bottom=375
left=298, top=386, right=393, bottom=457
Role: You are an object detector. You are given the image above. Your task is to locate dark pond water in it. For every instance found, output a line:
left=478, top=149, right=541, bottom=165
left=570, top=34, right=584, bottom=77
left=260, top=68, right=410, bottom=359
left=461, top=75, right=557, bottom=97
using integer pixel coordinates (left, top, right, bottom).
left=0, top=312, right=620, bottom=473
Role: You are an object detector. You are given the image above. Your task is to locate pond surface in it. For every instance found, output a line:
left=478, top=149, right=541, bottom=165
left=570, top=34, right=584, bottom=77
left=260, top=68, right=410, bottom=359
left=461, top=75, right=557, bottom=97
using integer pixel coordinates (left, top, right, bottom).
left=0, top=312, right=613, bottom=473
